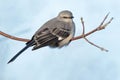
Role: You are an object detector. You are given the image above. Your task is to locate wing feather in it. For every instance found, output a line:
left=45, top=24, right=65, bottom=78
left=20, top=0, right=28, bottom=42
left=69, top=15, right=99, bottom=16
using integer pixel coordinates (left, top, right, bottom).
left=27, top=20, right=72, bottom=50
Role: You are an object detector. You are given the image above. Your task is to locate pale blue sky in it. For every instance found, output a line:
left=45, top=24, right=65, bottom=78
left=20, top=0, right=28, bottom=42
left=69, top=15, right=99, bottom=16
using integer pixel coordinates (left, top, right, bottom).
left=0, top=0, right=120, bottom=80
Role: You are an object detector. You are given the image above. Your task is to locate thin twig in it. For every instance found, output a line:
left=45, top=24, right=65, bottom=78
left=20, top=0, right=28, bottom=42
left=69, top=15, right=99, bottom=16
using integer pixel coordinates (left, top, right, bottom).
left=71, top=14, right=113, bottom=41
left=0, top=31, right=29, bottom=42
left=80, top=17, right=108, bottom=52
left=98, top=17, right=113, bottom=30
left=97, top=12, right=110, bottom=30
left=83, top=38, right=108, bottom=52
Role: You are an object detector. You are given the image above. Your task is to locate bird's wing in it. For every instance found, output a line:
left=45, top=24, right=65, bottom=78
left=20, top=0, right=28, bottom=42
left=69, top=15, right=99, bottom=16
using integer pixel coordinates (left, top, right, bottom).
left=51, top=27, right=70, bottom=39
left=31, top=23, right=71, bottom=50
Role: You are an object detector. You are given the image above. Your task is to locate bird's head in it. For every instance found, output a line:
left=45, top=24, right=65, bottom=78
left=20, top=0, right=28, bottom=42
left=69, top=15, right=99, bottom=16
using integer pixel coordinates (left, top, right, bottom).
left=57, top=10, right=74, bottom=22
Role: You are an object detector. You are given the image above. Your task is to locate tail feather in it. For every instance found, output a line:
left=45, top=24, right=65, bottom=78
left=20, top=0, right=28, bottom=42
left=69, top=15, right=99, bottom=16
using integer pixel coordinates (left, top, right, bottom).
left=7, top=41, right=33, bottom=64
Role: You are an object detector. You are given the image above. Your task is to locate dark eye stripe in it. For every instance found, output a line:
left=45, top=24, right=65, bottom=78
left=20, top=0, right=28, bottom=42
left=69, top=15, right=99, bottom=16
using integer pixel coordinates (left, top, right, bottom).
left=63, top=16, right=74, bottom=19
left=63, top=17, right=68, bottom=18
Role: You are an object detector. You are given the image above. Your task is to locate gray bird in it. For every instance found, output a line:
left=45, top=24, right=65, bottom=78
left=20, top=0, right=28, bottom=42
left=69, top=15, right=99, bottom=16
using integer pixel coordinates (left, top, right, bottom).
left=8, top=10, right=75, bottom=64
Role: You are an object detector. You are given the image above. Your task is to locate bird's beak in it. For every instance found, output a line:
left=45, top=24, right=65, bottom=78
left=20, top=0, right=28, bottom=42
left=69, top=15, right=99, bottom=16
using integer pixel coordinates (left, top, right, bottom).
left=71, top=16, right=74, bottom=19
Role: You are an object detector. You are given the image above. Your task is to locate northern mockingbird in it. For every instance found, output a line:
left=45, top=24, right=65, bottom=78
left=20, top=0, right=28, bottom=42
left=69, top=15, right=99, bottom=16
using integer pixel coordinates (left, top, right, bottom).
left=8, top=10, right=75, bottom=64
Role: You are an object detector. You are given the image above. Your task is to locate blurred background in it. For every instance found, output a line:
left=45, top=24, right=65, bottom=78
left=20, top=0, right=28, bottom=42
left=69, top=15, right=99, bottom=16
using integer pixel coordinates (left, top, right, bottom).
left=0, top=0, right=120, bottom=80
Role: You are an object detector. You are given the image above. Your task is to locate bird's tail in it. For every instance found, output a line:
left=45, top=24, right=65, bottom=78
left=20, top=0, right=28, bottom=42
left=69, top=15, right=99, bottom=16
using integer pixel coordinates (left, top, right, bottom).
left=7, top=40, right=34, bottom=64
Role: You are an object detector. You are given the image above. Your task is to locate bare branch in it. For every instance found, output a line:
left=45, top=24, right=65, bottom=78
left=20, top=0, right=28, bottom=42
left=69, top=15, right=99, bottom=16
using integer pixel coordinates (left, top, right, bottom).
left=0, top=31, right=29, bottom=42
left=80, top=17, right=108, bottom=52
left=71, top=13, right=113, bottom=41
left=97, top=12, right=110, bottom=29
left=0, top=13, right=113, bottom=52
left=97, top=17, right=113, bottom=31
left=83, top=38, right=108, bottom=52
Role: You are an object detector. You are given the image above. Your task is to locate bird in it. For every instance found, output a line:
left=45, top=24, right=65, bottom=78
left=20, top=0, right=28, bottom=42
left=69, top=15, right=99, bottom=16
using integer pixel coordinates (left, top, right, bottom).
left=7, top=10, right=75, bottom=64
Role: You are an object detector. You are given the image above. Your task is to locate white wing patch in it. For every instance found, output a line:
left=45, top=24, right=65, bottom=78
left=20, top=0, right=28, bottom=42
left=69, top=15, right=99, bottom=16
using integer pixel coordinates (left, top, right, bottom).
left=58, top=37, right=63, bottom=40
